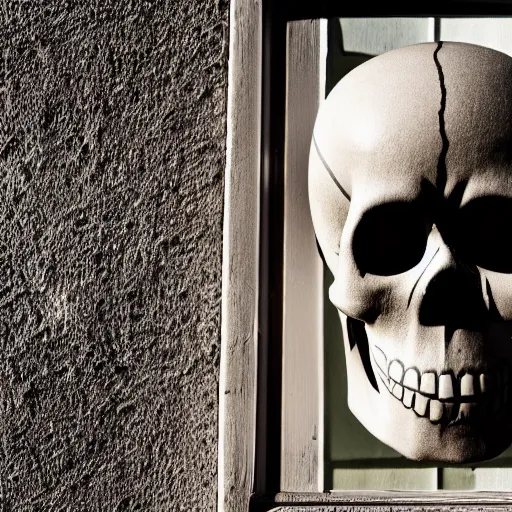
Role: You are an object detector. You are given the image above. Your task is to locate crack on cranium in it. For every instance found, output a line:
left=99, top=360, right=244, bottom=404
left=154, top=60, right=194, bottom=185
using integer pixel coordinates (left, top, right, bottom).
left=433, top=41, right=449, bottom=193
left=312, top=133, right=351, bottom=201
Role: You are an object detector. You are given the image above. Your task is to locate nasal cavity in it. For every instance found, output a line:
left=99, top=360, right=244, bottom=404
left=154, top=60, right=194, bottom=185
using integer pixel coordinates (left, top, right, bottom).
left=418, top=267, right=487, bottom=329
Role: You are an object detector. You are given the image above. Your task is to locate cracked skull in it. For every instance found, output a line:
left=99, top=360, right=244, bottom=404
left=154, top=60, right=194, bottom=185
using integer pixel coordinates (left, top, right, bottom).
left=309, top=42, right=512, bottom=463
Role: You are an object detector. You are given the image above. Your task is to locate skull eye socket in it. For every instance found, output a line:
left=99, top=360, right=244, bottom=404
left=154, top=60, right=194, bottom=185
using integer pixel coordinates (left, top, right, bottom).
left=456, top=196, right=512, bottom=273
left=352, top=202, right=432, bottom=276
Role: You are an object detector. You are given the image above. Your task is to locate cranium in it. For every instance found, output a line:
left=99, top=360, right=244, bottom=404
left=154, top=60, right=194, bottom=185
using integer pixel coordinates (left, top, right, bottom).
left=309, top=41, right=512, bottom=463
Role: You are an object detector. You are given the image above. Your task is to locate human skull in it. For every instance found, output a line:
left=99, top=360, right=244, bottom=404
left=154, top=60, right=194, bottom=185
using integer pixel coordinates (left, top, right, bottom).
left=309, top=41, right=512, bottom=463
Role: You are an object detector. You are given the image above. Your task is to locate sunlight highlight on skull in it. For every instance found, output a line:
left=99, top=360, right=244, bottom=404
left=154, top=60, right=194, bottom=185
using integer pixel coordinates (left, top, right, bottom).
left=309, top=41, right=512, bottom=463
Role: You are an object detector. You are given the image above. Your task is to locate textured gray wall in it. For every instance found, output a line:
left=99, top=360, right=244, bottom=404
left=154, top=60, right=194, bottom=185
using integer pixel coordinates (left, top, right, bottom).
left=0, top=1, right=227, bottom=510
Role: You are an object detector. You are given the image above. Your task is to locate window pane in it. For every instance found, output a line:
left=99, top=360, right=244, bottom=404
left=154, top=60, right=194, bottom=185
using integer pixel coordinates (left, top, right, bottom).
left=440, top=18, right=512, bottom=56
left=325, top=16, right=512, bottom=491
left=325, top=18, right=438, bottom=491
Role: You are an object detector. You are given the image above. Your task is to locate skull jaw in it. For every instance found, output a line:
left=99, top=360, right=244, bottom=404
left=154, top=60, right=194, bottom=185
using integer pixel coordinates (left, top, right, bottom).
left=340, top=313, right=512, bottom=463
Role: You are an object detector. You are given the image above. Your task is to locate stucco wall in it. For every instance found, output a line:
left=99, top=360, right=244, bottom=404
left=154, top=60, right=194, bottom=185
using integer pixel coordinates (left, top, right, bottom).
left=0, top=1, right=227, bottom=510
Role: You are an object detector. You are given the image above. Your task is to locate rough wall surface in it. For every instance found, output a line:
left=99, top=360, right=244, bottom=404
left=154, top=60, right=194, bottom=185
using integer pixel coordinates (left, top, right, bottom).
left=0, top=1, right=227, bottom=510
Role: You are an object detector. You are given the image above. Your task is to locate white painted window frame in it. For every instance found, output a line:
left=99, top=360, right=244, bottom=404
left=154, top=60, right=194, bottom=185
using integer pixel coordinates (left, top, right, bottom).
left=218, top=1, right=512, bottom=511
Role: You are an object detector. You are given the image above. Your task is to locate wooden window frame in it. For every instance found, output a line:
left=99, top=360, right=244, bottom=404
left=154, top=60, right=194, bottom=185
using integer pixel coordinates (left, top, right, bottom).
left=218, top=1, right=512, bottom=511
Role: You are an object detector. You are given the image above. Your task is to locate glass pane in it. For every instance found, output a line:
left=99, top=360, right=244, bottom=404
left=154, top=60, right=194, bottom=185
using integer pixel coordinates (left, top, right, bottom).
left=324, top=16, right=512, bottom=491
left=338, top=18, right=433, bottom=54
left=440, top=18, right=512, bottom=55
left=333, top=467, right=438, bottom=491
left=325, top=18, right=438, bottom=491
left=437, top=17, right=512, bottom=490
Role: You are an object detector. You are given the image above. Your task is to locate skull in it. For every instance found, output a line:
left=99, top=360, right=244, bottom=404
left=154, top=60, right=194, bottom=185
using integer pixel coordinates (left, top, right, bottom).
left=309, top=41, right=512, bottom=463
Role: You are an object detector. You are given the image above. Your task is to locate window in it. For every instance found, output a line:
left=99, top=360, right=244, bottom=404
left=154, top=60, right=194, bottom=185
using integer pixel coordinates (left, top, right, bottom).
left=219, top=2, right=512, bottom=511
left=325, top=17, right=512, bottom=492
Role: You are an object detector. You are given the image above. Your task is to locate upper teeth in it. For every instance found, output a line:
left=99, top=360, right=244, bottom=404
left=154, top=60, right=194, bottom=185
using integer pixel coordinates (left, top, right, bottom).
left=371, top=345, right=510, bottom=425
left=403, top=368, right=419, bottom=390
left=420, top=372, right=436, bottom=396
left=461, top=373, right=474, bottom=396
left=439, top=374, right=454, bottom=400
left=389, top=360, right=404, bottom=382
